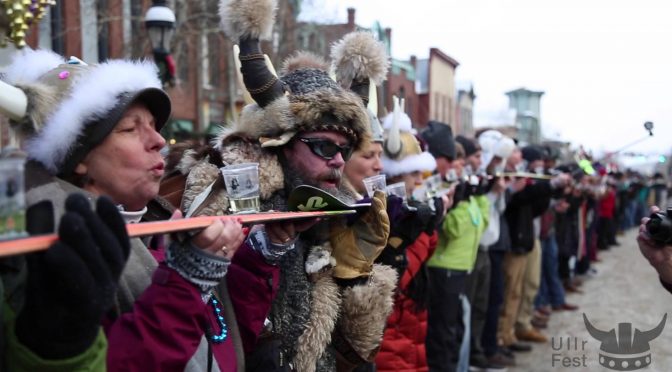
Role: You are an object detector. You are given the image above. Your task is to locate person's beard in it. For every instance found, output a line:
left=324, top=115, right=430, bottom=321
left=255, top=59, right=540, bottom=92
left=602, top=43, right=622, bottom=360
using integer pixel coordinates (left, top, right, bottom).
left=280, top=158, right=358, bottom=244
left=281, top=161, right=356, bottom=203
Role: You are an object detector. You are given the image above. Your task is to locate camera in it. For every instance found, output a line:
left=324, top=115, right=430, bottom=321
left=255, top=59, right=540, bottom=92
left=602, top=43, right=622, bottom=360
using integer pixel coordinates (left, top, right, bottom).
left=646, top=207, right=672, bottom=245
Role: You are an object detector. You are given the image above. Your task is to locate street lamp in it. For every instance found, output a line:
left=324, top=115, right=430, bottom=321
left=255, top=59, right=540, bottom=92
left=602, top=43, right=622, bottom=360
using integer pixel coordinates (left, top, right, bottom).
left=145, top=0, right=176, bottom=86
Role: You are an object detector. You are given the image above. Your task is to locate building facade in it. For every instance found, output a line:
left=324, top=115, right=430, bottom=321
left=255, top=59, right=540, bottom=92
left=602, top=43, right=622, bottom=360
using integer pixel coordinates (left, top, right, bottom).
left=455, top=82, right=475, bottom=137
left=0, top=0, right=300, bottom=147
left=415, top=47, right=459, bottom=130
left=506, top=87, right=544, bottom=145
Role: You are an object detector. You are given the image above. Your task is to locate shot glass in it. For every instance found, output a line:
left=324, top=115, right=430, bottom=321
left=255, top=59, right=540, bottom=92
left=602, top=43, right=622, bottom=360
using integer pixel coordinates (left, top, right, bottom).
left=386, top=181, right=408, bottom=201
left=362, top=174, right=387, bottom=198
left=220, top=163, right=260, bottom=213
left=0, top=156, right=27, bottom=240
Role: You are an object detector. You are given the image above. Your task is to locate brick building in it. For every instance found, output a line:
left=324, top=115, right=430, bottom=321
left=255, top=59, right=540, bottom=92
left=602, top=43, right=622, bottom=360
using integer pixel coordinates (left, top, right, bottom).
left=0, top=0, right=300, bottom=147
left=414, top=48, right=459, bottom=130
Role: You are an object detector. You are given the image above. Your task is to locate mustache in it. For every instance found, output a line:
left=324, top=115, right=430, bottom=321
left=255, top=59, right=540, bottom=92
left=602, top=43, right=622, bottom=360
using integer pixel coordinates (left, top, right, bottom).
left=319, top=169, right=342, bottom=182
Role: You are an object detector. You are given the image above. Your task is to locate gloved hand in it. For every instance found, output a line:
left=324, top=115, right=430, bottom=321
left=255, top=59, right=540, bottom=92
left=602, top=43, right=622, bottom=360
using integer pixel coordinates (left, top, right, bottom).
left=386, top=194, right=407, bottom=232
left=15, top=194, right=131, bottom=359
left=330, top=190, right=390, bottom=279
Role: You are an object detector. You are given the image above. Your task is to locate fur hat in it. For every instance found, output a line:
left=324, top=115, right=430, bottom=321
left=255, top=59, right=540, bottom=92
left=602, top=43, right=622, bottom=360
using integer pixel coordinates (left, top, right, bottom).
left=219, top=0, right=370, bottom=150
left=3, top=49, right=171, bottom=176
left=381, top=97, right=436, bottom=177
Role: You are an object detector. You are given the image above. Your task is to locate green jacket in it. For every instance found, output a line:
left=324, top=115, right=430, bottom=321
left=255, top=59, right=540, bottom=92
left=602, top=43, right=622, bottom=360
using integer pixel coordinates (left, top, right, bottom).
left=2, top=263, right=107, bottom=372
left=427, top=195, right=489, bottom=271
left=1, top=163, right=108, bottom=372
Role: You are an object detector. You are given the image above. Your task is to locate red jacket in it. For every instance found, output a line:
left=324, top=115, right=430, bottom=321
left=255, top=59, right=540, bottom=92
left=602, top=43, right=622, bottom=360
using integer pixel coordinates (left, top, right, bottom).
left=598, top=189, right=616, bottom=218
left=375, top=231, right=438, bottom=372
left=105, top=243, right=279, bottom=371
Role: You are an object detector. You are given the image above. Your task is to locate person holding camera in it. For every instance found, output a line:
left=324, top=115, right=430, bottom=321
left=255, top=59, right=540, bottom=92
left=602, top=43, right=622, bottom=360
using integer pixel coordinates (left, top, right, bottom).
left=638, top=206, right=672, bottom=291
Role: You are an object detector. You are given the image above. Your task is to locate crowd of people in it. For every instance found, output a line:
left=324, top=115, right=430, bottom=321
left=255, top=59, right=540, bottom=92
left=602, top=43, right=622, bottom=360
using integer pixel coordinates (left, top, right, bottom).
left=1, top=0, right=670, bottom=371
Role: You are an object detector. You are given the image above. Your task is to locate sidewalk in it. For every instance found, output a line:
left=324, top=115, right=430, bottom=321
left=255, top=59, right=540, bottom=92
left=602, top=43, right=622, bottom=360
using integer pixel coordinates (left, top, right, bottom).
left=512, top=228, right=672, bottom=371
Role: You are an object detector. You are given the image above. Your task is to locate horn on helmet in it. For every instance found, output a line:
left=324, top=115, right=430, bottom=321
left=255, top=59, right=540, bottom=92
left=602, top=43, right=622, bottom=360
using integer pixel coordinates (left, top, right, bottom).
left=384, top=95, right=403, bottom=157
left=637, top=313, right=667, bottom=343
left=583, top=313, right=613, bottom=342
left=0, top=80, right=28, bottom=121
left=219, top=0, right=285, bottom=108
left=331, top=31, right=389, bottom=109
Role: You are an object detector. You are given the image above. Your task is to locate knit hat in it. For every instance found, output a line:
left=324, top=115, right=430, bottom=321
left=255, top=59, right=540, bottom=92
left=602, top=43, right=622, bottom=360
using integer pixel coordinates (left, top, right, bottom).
left=2, top=49, right=171, bottom=176
left=521, top=145, right=544, bottom=163
left=381, top=96, right=436, bottom=177
left=455, top=135, right=480, bottom=157
left=218, top=0, right=374, bottom=150
left=421, top=121, right=456, bottom=160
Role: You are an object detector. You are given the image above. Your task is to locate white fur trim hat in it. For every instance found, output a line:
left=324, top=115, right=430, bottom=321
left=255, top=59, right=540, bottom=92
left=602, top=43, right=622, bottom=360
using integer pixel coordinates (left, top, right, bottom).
left=3, top=49, right=171, bottom=175
left=381, top=110, right=436, bottom=177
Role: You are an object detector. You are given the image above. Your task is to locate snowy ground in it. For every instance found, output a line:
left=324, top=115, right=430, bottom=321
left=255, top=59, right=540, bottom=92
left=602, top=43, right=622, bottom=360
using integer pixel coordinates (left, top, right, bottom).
left=513, top=228, right=672, bottom=372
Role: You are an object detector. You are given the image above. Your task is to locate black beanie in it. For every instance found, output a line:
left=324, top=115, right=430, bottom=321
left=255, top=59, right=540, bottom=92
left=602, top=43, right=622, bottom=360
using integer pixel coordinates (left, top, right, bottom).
left=522, top=145, right=544, bottom=163
left=455, top=135, right=479, bottom=157
left=421, top=121, right=456, bottom=160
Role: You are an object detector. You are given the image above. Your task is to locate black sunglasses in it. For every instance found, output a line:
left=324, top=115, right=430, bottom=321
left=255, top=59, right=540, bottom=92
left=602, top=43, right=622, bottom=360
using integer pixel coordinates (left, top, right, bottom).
left=298, top=137, right=353, bottom=161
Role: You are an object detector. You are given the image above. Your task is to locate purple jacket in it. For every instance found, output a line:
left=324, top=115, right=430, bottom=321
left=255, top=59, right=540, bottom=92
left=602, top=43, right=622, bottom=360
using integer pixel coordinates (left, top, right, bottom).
left=105, top=242, right=279, bottom=371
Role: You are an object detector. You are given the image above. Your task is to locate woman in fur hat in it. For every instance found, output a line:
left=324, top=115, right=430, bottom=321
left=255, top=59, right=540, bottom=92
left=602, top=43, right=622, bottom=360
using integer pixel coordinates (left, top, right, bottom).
left=1, top=49, right=278, bottom=371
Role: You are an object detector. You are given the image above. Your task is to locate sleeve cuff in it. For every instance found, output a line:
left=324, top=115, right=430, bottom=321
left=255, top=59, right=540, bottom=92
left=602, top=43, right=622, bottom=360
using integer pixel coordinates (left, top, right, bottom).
left=8, top=325, right=107, bottom=372
left=165, top=241, right=231, bottom=299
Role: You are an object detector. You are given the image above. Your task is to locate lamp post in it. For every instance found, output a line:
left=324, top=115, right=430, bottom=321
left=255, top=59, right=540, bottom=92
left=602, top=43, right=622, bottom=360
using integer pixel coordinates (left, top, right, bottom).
left=144, top=0, right=176, bottom=87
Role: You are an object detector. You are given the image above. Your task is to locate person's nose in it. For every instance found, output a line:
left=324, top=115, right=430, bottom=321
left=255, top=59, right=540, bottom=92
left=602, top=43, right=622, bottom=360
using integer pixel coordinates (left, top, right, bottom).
left=147, top=126, right=166, bottom=151
left=327, top=151, right=345, bottom=168
left=372, top=157, right=383, bottom=172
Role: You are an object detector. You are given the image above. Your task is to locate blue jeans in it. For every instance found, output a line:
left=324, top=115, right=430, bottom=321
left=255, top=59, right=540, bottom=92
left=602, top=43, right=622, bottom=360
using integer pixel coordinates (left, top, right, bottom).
left=535, top=235, right=565, bottom=308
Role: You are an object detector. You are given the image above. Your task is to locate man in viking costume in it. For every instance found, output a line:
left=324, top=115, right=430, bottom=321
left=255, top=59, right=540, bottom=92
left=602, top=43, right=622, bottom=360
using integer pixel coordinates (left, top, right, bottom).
left=170, top=0, right=397, bottom=370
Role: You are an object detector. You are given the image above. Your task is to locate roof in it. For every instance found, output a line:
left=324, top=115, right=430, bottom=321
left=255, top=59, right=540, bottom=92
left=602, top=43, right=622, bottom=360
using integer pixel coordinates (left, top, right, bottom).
left=430, top=48, right=459, bottom=68
left=505, top=87, right=545, bottom=96
left=391, top=58, right=415, bottom=80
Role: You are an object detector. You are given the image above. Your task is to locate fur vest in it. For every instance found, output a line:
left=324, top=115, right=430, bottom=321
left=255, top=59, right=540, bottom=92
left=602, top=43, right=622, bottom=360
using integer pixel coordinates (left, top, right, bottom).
left=177, top=134, right=397, bottom=372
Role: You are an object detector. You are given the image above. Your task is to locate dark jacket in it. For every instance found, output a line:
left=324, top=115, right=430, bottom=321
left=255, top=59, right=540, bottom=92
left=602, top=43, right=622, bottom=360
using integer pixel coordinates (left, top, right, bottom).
left=505, top=181, right=552, bottom=253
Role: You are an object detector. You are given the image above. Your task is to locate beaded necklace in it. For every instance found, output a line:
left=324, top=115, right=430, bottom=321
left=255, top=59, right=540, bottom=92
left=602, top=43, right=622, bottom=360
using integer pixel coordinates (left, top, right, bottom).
left=210, top=297, right=228, bottom=343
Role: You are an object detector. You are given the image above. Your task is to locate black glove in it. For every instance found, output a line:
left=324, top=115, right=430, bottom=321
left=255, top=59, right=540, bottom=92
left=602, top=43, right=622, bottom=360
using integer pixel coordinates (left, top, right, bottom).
left=15, top=194, right=131, bottom=359
left=426, top=196, right=445, bottom=234
left=452, top=181, right=468, bottom=206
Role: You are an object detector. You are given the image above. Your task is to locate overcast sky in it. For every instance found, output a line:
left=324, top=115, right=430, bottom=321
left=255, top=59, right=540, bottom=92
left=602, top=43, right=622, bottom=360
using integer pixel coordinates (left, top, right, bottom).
left=300, top=0, right=672, bottom=162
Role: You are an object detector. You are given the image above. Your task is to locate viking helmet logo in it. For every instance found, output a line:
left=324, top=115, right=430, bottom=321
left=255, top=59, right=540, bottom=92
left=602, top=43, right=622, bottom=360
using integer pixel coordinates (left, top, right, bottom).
left=583, top=313, right=666, bottom=371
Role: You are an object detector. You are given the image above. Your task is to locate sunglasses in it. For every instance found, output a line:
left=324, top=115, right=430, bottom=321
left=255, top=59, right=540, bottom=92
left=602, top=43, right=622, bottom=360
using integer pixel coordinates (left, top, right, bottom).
left=298, top=137, right=353, bottom=161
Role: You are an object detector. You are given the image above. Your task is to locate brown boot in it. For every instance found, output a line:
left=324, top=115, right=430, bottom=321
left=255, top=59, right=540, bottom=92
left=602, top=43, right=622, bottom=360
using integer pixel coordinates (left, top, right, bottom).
left=516, top=328, right=548, bottom=343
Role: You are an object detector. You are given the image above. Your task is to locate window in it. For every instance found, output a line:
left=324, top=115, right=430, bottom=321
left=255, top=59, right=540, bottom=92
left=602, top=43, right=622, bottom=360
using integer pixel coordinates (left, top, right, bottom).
left=50, top=0, right=64, bottom=54
left=97, top=0, right=109, bottom=61
left=208, top=34, right=221, bottom=88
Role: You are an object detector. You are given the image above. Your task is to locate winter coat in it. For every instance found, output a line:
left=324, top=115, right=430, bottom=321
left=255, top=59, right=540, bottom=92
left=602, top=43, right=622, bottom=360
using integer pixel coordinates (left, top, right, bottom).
left=18, top=161, right=278, bottom=372
left=106, top=241, right=277, bottom=372
left=505, top=181, right=552, bottom=254
left=175, top=135, right=397, bottom=372
left=375, top=230, right=437, bottom=372
left=598, top=189, right=616, bottom=219
left=427, top=195, right=489, bottom=271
